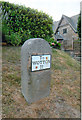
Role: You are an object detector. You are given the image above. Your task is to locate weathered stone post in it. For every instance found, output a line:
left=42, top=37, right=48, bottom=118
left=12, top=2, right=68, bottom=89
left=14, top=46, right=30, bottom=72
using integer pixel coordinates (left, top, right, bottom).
left=21, top=38, right=52, bottom=104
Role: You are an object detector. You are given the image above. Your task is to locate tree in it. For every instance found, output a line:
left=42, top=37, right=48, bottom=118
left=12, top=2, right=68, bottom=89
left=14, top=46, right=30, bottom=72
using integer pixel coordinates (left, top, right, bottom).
left=77, top=13, right=81, bottom=38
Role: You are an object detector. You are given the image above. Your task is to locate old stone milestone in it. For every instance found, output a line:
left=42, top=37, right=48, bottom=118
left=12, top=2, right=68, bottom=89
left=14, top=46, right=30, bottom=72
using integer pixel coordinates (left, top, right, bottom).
left=21, top=38, right=52, bottom=104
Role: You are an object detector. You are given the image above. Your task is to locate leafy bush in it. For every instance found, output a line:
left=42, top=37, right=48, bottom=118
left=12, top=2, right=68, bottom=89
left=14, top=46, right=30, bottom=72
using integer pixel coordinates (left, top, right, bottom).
left=7, top=32, right=21, bottom=46
left=1, top=1, right=53, bottom=45
left=2, top=21, right=21, bottom=46
left=77, top=13, right=81, bottom=38
left=47, top=37, right=61, bottom=49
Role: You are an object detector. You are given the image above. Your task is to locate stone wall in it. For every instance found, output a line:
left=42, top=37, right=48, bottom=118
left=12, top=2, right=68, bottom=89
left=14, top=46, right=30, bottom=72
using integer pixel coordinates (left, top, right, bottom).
left=64, top=40, right=81, bottom=62
left=73, top=40, right=81, bottom=56
left=63, top=40, right=73, bottom=50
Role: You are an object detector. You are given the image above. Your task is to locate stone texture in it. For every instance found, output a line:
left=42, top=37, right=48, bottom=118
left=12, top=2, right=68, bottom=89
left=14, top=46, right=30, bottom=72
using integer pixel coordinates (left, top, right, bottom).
left=21, top=38, right=52, bottom=104
left=54, top=15, right=79, bottom=50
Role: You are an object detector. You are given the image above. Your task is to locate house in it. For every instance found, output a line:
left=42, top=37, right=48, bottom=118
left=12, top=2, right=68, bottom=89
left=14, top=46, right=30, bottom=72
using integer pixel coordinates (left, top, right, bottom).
left=53, top=14, right=79, bottom=50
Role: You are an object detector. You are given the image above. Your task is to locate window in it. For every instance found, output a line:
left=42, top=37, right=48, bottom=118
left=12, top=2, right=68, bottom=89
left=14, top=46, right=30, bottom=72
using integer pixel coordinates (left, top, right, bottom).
left=63, top=28, right=67, bottom=34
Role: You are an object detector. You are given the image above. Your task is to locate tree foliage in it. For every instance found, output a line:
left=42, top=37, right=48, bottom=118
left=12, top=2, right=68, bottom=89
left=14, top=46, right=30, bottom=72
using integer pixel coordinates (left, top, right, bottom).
left=77, top=13, right=81, bottom=38
left=1, top=1, right=53, bottom=45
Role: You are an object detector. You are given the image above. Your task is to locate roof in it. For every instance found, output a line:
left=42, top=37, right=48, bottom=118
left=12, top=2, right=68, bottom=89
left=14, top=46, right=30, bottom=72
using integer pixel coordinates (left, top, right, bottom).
left=54, top=14, right=79, bottom=33
left=52, top=21, right=59, bottom=32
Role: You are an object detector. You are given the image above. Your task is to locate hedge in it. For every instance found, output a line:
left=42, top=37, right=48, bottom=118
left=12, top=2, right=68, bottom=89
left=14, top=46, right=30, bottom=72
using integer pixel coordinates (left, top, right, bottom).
left=0, top=1, right=54, bottom=45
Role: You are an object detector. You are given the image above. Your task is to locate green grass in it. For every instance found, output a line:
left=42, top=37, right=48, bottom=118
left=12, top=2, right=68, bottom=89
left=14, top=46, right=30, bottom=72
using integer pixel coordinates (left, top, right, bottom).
left=2, top=46, right=21, bottom=64
left=52, top=49, right=80, bottom=71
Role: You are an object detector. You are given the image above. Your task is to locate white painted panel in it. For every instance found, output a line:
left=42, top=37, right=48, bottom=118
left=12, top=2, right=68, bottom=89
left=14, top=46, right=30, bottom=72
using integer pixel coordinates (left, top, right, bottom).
left=31, top=55, right=51, bottom=71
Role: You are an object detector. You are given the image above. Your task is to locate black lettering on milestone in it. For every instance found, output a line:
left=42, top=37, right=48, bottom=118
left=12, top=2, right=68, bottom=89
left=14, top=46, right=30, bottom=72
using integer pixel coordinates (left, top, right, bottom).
left=43, top=60, right=45, bottom=64
left=36, top=61, right=40, bottom=65
left=40, top=61, right=42, bottom=64
left=43, top=57, right=44, bottom=60
left=40, top=56, right=42, bottom=60
left=40, top=65, right=43, bottom=69
left=32, top=61, right=37, bottom=65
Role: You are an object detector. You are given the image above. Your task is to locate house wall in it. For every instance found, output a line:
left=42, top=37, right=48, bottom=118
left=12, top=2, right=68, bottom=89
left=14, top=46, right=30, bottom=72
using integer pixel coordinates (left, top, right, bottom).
left=57, top=18, right=78, bottom=49
left=58, top=18, right=78, bottom=40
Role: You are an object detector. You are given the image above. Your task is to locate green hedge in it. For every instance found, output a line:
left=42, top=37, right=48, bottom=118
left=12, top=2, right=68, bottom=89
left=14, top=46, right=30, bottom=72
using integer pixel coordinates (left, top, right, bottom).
left=77, top=13, right=81, bottom=38
left=1, top=1, right=53, bottom=45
